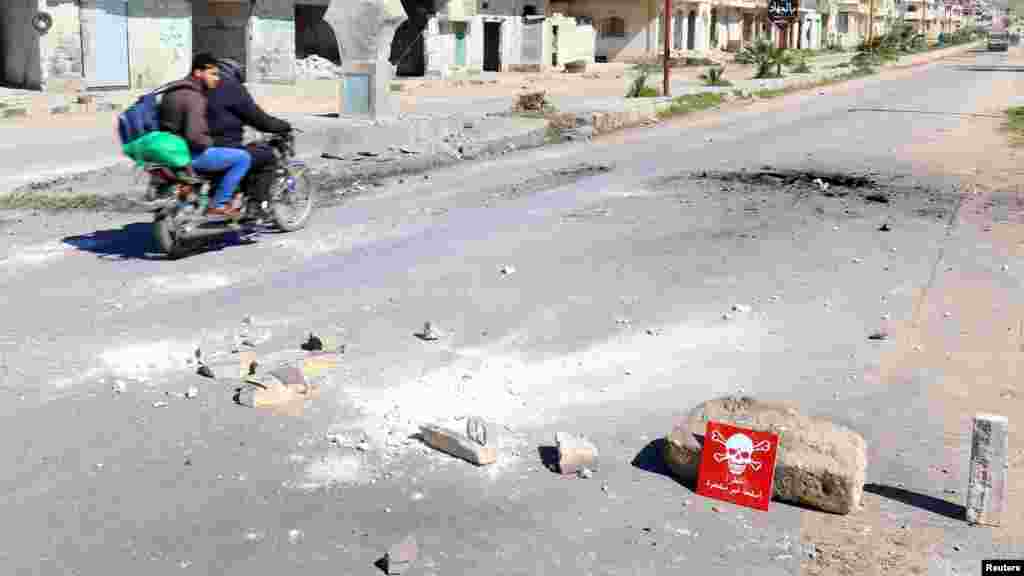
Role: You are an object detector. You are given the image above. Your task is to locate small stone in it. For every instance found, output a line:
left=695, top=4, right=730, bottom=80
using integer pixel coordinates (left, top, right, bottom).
left=868, top=331, right=888, bottom=341
left=245, top=531, right=264, bottom=543
left=833, top=225, right=840, bottom=231
left=953, top=544, right=961, bottom=552
left=1002, top=264, right=1010, bottom=272
left=500, top=265, right=516, bottom=275
left=578, top=466, right=594, bottom=479
left=878, top=223, right=891, bottom=231
left=153, top=401, right=169, bottom=408
left=411, top=492, right=425, bottom=501
left=944, top=311, right=952, bottom=318
left=196, top=364, right=215, bottom=379
left=112, top=380, right=127, bottom=394
left=852, top=257, right=863, bottom=264
left=301, top=333, right=324, bottom=351
left=185, top=386, right=199, bottom=399
left=288, top=529, right=304, bottom=544
left=417, top=322, right=441, bottom=341
left=731, top=304, right=752, bottom=314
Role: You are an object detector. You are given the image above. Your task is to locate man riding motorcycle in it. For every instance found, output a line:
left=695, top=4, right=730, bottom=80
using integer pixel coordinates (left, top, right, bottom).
left=207, top=58, right=293, bottom=204
left=159, top=52, right=252, bottom=218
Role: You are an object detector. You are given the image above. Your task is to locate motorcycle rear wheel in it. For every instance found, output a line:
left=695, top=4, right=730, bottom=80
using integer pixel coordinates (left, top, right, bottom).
left=154, top=214, right=186, bottom=259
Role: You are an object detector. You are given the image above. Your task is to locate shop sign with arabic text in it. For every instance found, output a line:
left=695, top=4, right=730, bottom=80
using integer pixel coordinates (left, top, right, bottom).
left=768, top=0, right=798, bottom=23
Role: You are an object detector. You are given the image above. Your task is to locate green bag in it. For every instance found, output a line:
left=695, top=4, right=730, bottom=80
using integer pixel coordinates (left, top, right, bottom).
left=121, top=131, right=191, bottom=168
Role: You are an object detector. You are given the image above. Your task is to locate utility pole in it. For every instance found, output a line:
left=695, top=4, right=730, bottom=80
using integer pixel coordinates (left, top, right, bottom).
left=664, top=0, right=671, bottom=97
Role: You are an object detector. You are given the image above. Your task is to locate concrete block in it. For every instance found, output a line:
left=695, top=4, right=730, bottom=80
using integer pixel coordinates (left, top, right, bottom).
left=419, top=423, right=497, bottom=465
left=967, top=413, right=1009, bottom=526
left=556, top=431, right=599, bottom=475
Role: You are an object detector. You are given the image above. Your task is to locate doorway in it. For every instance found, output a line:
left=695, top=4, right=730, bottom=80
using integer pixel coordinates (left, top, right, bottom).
left=674, top=12, right=683, bottom=49
left=454, top=22, right=467, bottom=66
left=710, top=8, right=718, bottom=47
left=483, top=21, right=501, bottom=71
left=89, top=0, right=130, bottom=88
left=687, top=10, right=696, bottom=49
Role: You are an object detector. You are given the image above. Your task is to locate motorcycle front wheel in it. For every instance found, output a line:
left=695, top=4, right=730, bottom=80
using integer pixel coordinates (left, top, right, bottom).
left=269, top=167, right=314, bottom=232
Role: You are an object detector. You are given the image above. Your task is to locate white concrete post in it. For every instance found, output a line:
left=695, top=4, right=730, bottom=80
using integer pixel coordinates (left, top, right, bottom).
left=966, top=413, right=1009, bottom=526
left=323, top=0, right=407, bottom=120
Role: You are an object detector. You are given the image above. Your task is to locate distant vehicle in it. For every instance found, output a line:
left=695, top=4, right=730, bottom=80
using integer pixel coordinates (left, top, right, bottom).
left=988, top=31, right=1010, bottom=50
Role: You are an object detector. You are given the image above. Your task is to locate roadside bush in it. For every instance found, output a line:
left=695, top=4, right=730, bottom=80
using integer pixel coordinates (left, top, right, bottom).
left=626, top=63, right=661, bottom=98
left=738, top=39, right=794, bottom=78
left=790, top=52, right=812, bottom=73
left=700, top=66, right=733, bottom=86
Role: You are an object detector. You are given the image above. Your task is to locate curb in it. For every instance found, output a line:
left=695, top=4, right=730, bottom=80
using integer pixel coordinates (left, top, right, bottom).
left=573, top=40, right=983, bottom=136
left=0, top=119, right=551, bottom=213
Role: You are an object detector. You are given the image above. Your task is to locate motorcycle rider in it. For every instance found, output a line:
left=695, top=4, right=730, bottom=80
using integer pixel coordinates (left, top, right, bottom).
left=207, top=58, right=292, bottom=203
left=159, top=52, right=251, bottom=218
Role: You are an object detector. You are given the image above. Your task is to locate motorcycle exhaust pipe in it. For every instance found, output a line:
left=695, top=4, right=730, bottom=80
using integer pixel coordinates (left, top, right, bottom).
left=177, top=223, right=241, bottom=242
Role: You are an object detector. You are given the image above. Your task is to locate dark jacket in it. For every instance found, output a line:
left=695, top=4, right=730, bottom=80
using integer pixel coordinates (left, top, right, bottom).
left=158, top=77, right=213, bottom=154
left=207, top=77, right=291, bottom=149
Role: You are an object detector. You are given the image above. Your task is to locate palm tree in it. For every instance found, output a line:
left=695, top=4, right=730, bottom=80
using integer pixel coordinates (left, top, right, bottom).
left=738, top=39, right=796, bottom=78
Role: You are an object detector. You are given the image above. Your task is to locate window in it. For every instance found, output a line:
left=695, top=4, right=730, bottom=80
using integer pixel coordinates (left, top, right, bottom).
left=837, top=12, right=849, bottom=32
left=601, top=16, right=626, bottom=38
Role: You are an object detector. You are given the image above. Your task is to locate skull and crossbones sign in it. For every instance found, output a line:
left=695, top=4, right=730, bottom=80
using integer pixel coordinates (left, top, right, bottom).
left=709, top=430, right=772, bottom=476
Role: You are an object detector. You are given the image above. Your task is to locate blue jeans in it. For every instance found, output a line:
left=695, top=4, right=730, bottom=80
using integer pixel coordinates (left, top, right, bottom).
left=191, top=147, right=252, bottom=208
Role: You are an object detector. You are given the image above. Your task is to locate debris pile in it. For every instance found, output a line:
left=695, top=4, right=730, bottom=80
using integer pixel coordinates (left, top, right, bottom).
left=295, top=55, right=342, bottom=79
left=513, top=91, right=549, bottom=113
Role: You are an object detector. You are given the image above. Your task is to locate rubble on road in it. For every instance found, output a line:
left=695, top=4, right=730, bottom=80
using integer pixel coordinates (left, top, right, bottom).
left=385, top=534, right=418, bottom=575
left=419, top=423, right=497, bottom=466
left=664, top=395, right=868, bottom=514
left=234, top=366, right=320, bottom=410
left=556, top=431, right=599, bottom=475
left=301, top=333, right=324, bottom=351
left=513, top=91, right=549, bottom=113
left=416, top=321, right=442, bottom=341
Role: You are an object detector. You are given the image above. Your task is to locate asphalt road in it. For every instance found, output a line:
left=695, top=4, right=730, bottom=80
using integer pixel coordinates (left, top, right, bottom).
left=0, top=49, right=1019, bottom=574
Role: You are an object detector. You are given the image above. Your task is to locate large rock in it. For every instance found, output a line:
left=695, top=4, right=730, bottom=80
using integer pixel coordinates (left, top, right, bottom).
left=664, top=396, right=868, bottom=514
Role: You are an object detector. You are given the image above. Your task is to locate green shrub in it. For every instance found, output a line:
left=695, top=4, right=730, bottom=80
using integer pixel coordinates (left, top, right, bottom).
left=700, top=66, right=732, bottom=86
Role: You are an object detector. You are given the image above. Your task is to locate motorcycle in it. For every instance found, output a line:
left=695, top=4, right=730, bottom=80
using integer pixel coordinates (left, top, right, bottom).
left=148, top=129, right=313, bottom=259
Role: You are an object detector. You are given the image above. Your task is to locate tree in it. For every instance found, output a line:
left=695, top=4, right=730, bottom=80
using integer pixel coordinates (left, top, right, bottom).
left=738, top=39, right=795, bottom=78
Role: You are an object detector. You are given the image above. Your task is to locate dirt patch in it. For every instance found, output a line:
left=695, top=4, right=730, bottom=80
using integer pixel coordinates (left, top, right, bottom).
left=480, top=162, right=613, bottom=203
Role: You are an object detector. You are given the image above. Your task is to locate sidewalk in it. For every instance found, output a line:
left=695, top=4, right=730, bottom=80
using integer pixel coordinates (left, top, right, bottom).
left=0, top=42, right=978, bottom=211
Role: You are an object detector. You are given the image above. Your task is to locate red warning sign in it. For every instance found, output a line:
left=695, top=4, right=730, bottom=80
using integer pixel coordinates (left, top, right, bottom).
left=696, top=420, right=780, bottom=511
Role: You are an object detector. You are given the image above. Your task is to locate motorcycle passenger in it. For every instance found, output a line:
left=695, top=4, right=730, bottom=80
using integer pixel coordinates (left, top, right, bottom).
left=207, top=58, right=292, bottom=202
left=159, top=52, right=251, bottom=218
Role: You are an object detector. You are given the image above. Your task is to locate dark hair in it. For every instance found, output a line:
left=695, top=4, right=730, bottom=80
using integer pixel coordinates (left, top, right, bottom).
left=217, top=57, right=246, bottom=84
left=191, top=52, right=219, bottom=73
